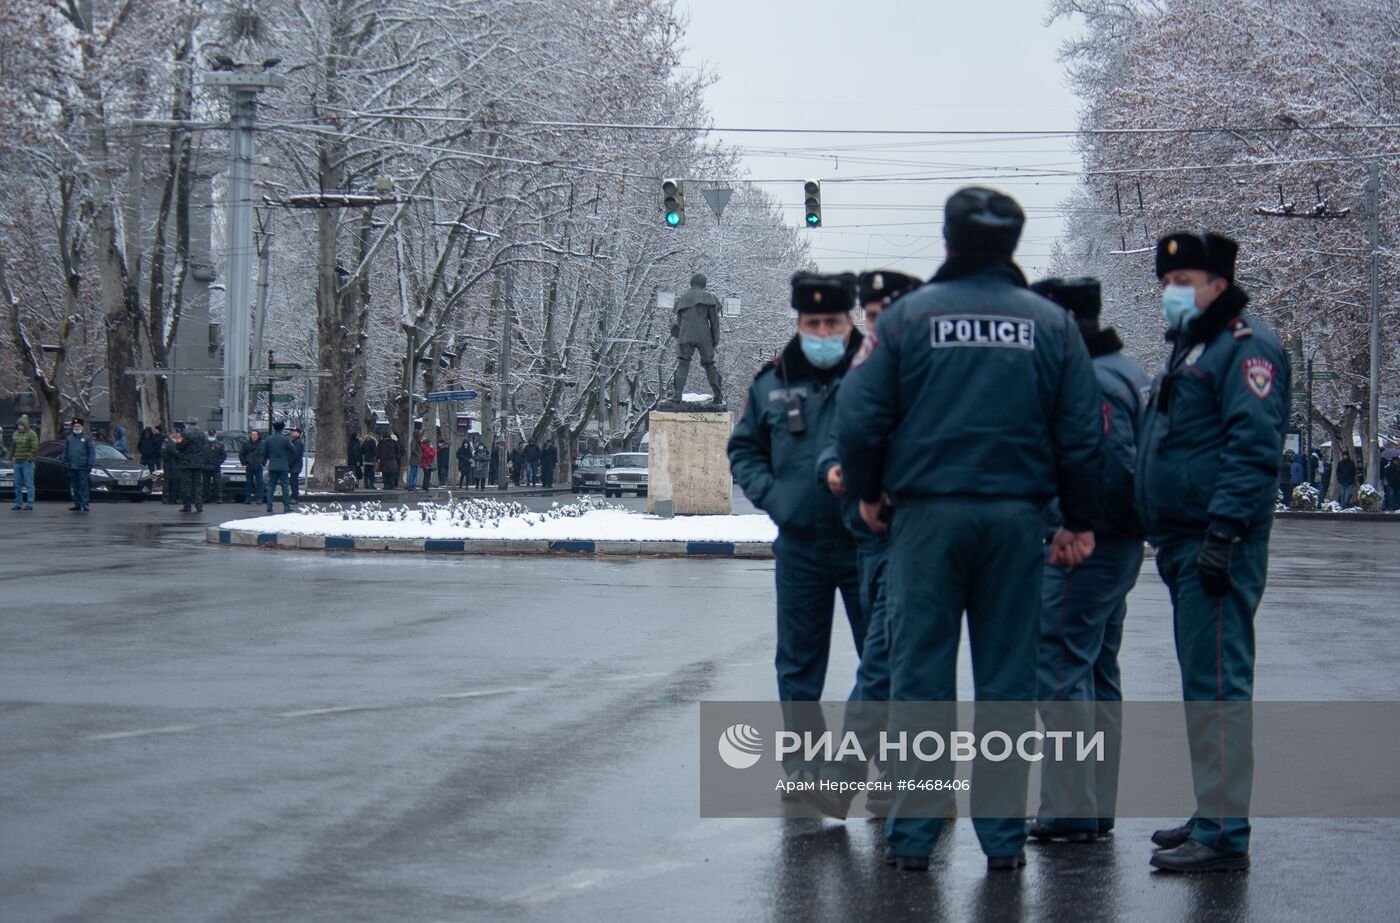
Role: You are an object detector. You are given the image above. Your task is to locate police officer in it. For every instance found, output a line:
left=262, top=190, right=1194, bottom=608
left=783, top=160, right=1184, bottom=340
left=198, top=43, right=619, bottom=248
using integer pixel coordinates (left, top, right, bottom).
left=1026, top=278, right=1150, bottom=844
left=728, top=272, right=868, bottom=786
left=175, top=427, right=207, bottom=513
left=837, top=187, right=1104, bottom=872
left=1138, top=233, right=1289, bottom=873
left=805, top=270, right=921, bottom=820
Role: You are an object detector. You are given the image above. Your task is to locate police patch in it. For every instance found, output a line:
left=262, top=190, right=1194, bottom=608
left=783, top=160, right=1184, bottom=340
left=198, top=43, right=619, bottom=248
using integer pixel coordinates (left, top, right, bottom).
left=1243, top=357, right=1275, bottom=399
left=930, top=315, right=1035, bottom=350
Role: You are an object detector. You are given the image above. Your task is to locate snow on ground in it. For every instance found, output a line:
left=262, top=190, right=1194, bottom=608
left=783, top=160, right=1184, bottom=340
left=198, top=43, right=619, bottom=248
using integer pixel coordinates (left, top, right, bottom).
left=219, top=508, right=778, bottom=543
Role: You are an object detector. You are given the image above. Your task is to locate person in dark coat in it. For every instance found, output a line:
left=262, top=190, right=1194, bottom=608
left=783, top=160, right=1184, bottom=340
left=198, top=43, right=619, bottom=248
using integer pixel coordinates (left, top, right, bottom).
left=239, top=429, right=267, bottom=505
left=473, top=442, right=489, bottom=490
left=1384, top=455, right=1400, bottom=511
left=1337, top=451, right=1357, bottom=507
left=360, top=433, right=378, bottom=488
left=437, top=435, right=450, bottom=486
left=161, top=429, right=183, bottom=504
left=509, top=442, right=525, bottom=486
left=63, top=418, right=97, bottom=512
left=377, top=434, right=401, bottom=489
left=541, top=439, right=559, bottom=489
left=289, top=427, right=305, bottom=502
left=264, top=421, right=295, bottom=512
left=522, top=440, right=542, bottom=486
left=488, top=440, right=502, bottom=485
left=203, top=430, right=227, bottom=504
left=138, top=427, right=161, bottom=470
left=456, top=437, right=473, bottom=488
left=174, top=428, right=207, bottom=512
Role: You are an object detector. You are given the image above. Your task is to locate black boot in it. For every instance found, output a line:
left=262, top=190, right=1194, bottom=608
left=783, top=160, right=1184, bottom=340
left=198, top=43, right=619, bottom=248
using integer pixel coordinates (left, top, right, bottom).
left=1028, top=820, right=1097, bottom=843
left=1151, top=822, right=1194, bottom=849
left=1149, top=839, right=1249, bottom=873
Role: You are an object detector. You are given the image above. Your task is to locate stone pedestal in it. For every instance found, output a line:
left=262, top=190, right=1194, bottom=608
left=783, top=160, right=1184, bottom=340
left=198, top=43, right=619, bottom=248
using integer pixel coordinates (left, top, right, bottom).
left=647, top=410, right=733, bottom=515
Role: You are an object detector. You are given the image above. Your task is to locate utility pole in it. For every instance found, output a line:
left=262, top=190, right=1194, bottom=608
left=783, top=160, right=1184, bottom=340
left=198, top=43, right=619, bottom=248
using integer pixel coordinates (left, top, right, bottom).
left=203, top=64, right=283, bottom=434
left=251, top=209, right=274, bottom=369
left=1366, top=159, right=1382, bottom=491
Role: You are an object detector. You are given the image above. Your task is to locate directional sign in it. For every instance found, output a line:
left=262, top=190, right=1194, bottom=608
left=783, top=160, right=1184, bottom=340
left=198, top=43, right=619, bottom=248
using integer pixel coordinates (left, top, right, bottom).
left=702, top=187, right=733, bottom=219
left=270, top=394, right=295, bottom=403
left=1311, top=371, right=1339, bottom=381
left=426, top=390, right=478, bottom=403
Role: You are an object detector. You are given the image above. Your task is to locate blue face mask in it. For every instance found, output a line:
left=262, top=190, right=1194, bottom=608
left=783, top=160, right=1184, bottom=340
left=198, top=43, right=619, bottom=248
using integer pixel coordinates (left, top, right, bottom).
left=1161, top=285, right=1200, bottom=331
left=800, top=332, right=847, bottom=369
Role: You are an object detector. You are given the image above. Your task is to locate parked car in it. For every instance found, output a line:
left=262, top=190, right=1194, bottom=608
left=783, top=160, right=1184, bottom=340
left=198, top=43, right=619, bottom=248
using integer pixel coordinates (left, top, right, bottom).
left=571, top=454, right=612, bottom=493
left=604, top=452, right=648, bottom=498
left=0, top=440, right=154, bottom=502
left=216, top=431, right=250, bottom=502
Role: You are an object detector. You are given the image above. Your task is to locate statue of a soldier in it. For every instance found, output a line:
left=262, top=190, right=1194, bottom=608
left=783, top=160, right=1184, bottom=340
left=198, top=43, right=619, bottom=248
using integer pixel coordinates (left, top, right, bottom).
left=671, top=273, right=724, bottom=405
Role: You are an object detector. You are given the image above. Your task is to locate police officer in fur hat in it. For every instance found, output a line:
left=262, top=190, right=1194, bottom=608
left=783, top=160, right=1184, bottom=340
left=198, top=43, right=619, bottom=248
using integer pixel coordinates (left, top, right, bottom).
left=1137, top=232, right=1289, bottom=873
left=728, top=272, right=868, bottom=791
left=837, top=187, right=1105, bottom=872
left=1027, top=277, right=1150, bottom=846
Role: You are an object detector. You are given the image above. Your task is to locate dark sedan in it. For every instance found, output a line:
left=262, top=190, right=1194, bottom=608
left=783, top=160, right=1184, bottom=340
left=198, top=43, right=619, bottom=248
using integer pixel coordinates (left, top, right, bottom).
left=571, top=454, right=612, bottom=493
left=0, top=441, right=154, bottom=502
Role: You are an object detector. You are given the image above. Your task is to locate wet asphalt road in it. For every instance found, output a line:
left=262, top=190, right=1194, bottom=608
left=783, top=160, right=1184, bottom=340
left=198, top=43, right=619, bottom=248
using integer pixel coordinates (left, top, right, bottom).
left=1, top=497, right=1398, bottom=922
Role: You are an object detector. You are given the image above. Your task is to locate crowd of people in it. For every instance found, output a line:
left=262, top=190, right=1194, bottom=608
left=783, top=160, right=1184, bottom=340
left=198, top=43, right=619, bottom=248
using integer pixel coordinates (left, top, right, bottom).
left=1279, top=447, right=1400, bottom=510
left=343, top=431, right=560, bottom=492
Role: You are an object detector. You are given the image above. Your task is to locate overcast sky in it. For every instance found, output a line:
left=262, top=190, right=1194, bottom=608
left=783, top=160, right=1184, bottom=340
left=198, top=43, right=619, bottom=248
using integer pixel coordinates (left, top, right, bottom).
left=677, top=0, right=1083, bottom=281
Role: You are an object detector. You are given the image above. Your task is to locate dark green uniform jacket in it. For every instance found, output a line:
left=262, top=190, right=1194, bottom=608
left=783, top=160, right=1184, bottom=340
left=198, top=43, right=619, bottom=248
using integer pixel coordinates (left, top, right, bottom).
left=836, top=258, right=1104, bottom=532
left=1136, top=286, right=1290, bottom=544
left=728, top=330, right=864, bottom=536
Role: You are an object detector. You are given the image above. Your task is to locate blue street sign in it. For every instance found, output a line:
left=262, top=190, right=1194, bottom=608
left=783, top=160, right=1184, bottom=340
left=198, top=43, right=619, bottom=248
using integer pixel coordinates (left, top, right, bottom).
left=425, top=390, right=478, bottom=403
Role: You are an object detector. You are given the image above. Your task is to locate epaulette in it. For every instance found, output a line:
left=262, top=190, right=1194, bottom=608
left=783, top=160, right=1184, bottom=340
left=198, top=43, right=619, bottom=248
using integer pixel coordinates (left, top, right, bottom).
left=1229, top=317, right=1253, bottom=339
left=754, top=354, right=780, bottom=380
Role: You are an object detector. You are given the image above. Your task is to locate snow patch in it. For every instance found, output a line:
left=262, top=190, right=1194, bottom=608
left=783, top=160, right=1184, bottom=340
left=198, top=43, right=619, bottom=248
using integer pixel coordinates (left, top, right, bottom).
left=220, top=499, right=777, bottom=543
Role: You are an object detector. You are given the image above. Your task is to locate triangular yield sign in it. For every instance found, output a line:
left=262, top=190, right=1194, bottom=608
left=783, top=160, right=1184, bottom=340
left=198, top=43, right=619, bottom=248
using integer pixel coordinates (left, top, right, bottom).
left=701, top=187, right=734, bottom=219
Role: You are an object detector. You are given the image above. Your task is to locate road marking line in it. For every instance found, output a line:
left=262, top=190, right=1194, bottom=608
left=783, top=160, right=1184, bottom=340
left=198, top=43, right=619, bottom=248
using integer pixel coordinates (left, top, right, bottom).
left=86, top=724, right=199, bottom=742
left=276, top=705, right=376, bottom=718
left=599, top=671, right=670, bottom=682
left=435, top=687, right=531, bottom=699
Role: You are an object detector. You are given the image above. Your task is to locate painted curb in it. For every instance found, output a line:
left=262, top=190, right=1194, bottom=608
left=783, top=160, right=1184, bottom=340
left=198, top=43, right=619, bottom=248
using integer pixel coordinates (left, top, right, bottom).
left=206, top=526, right=774, bottom=559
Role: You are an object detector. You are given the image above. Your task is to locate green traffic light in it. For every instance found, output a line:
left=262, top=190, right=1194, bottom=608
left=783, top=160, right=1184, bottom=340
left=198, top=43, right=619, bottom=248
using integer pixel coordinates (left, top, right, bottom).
left=666, top=212, right=681, bottom=226
left=806, top=213, right=820, bottom=226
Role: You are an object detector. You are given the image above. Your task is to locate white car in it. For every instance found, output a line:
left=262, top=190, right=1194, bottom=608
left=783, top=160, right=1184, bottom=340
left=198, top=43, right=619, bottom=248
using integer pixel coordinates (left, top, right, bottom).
left=604, top=452, right=648, bottom=498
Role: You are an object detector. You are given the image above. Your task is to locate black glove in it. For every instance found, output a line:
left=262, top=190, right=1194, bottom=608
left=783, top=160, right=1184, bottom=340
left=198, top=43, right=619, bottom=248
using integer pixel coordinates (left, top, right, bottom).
left=1196, top=531, right=1235, bottom=597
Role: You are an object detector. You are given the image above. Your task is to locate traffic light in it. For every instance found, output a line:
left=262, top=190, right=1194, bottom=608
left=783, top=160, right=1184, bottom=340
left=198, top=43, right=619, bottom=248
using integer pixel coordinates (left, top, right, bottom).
left=803, top=180, right=822, bottom=227
left=662, top=178, right=685, bottom=227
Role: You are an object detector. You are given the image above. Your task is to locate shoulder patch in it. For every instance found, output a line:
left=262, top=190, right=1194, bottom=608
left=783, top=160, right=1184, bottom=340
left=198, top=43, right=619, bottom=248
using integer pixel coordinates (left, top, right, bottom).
left=1230, top=317, right=1253, bottom=339
left=1243, top=357, right=1275, bottom=399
